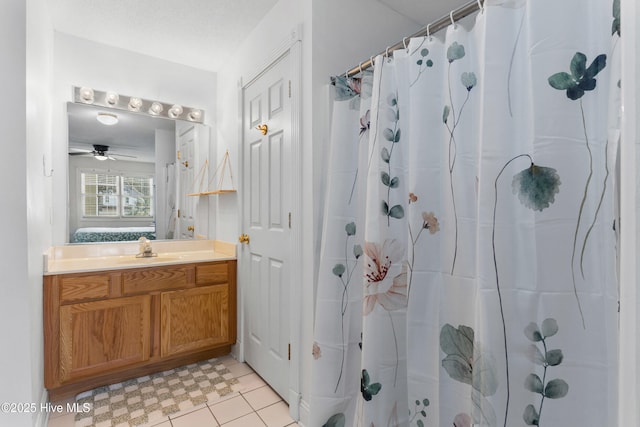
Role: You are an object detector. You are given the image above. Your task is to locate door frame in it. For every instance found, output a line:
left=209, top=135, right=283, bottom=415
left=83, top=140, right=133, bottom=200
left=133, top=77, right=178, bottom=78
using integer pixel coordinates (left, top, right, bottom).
left=236, top=27, right=303, bottom=420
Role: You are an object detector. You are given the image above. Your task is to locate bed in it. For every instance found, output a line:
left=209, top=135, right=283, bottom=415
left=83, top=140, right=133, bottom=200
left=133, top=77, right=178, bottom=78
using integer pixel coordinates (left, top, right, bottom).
left=72, top=226, right=156, bottom=243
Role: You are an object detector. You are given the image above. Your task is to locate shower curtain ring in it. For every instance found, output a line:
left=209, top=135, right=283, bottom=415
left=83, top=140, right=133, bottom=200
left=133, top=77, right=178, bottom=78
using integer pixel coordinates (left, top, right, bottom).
left=477, top=0, right=484, bottom=12
left=426, top=23, right=431, bottom=40
left=385, top=46, right=390, bottom=58
left=370, top=56, right=375, bottom=69
left=402, top=36, right=408, bottom=50
left=359, top=62, right=363, bottom=74
left=450, top=11, right=456, bottom=27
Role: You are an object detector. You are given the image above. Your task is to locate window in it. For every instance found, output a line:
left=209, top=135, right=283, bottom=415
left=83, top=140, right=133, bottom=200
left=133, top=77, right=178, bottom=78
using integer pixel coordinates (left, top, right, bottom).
left=81, top=171, right=154, bottom=218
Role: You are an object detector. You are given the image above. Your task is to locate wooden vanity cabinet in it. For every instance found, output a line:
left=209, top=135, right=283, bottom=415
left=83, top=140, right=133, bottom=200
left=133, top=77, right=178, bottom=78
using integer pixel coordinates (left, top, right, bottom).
left=59, top=294, right=151, bottom=382
left=161, top=284, right=230, bottom=357
left=44, top=260, right=236, bottom=400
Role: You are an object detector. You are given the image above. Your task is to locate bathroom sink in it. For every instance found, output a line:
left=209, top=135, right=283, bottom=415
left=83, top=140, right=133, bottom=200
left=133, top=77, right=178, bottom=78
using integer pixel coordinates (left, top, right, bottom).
left=112, top=254, right=184, bottom=265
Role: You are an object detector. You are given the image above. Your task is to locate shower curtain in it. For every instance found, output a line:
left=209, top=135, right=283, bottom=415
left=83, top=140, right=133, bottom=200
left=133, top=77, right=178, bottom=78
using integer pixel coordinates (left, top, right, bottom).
left=311, top=0, right=621, bottom=426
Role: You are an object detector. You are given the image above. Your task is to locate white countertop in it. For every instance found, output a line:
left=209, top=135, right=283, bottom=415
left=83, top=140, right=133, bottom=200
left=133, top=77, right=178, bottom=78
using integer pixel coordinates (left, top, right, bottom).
left=44, top=240, right=236, bottom=275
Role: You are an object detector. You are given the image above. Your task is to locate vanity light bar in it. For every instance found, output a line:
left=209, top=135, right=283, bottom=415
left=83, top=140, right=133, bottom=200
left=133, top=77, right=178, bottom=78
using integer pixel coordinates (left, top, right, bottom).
left=72, top=86, right=205, bottom=124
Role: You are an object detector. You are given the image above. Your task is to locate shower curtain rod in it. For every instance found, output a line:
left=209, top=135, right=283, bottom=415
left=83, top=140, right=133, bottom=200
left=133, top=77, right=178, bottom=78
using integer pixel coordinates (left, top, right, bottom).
left=339, top=0, right=483, bottom=79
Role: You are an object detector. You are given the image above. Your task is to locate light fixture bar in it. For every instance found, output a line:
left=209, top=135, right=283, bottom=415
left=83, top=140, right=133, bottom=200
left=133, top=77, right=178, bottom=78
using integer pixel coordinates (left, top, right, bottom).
left=72, top=86, right=205, bottom=124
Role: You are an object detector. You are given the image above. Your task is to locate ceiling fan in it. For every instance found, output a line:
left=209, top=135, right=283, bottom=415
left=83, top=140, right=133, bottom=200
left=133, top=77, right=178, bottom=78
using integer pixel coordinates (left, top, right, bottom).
left=68, top=144, right=136, bottom=161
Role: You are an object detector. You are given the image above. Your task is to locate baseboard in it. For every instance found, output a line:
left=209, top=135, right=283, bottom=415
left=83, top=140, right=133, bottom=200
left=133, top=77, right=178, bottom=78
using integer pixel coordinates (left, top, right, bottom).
left=34, top=388, right=48, bottom=427
left=288, top=390, right=301, bottom=420
left=230, top=342, right=242, bottom=362
left=297, top=397, right=310, bottom=427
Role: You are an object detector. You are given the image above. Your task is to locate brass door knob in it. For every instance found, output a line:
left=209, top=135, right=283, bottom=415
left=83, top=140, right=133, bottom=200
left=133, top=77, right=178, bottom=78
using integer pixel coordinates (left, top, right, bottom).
left=182, top=160, right=189, bottom=167
left=239, top=234, right=250, bottom=244
left=187, top=225, right=195, bottom=232
left=256, top=124, right=268, bottom=135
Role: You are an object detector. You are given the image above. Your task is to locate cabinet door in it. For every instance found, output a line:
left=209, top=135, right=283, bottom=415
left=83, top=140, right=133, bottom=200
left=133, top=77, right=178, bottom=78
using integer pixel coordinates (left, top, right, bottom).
left=160, top=284, right=230, bottom=357
left=59, top=295, right=150, bottom=382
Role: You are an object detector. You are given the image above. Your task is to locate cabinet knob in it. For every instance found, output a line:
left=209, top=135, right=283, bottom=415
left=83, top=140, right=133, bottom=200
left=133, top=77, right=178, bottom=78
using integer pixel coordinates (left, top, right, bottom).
left=182, top=160, right=189, bottom=168
left=238, top=234, right=250, bottom=244
left=187, top=225, right=195, bottom=232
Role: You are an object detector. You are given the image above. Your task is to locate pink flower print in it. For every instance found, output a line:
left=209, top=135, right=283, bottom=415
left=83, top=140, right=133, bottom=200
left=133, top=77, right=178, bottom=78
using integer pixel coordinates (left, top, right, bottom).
left=360, top=110, right=371, bottom=135
left=422, top=211, right=440, bottom=234
left=363, top=239, right=407, bottom=315
left=312, top=342, right=321, bottom=359
left=453, top=413, right=472, bottom=427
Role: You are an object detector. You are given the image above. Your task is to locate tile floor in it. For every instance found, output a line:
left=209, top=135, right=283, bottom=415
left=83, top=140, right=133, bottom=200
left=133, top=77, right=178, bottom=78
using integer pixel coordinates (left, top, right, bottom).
left=47, top=356, right=298, bottom=427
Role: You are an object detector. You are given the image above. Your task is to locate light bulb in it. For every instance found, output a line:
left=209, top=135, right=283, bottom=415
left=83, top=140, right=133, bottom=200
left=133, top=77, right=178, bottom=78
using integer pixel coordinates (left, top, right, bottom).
left=187, top=109, right=202, bottom=121
left=168, top=104, right=183, bottom=118
left=128, top=97, right=143, bottom=112
left=105, top=92, right=119, bottom=106
left=79, top=87, right=94, bottom=104
left=149, top=102, right=163, bottom=115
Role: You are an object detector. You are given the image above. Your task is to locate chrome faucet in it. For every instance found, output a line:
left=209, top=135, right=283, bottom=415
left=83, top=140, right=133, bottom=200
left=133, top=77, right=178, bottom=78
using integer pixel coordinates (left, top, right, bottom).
left=136, top=237, right=157, bottom=258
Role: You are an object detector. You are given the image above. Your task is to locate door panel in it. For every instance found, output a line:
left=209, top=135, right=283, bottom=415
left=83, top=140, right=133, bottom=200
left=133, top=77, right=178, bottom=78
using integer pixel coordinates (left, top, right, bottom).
left=268, top=258, right=285, bottom=361
left=269, top=80, right=284, bottom=116
left=249, top=253, right=264, bottom=346
left=269, top=132, right=283, bottom=228
left=59, top=295, right=150, bottom=382
left=160, top=285, right=230, bottom=357
left=241, top=52, right=291, bottom=400
left=250, top=140, right=262, bottom=226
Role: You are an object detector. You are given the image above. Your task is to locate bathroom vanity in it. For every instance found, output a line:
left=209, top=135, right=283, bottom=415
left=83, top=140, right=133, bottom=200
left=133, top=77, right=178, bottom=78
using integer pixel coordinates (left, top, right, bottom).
left=43, top=240, right=236, bottom=400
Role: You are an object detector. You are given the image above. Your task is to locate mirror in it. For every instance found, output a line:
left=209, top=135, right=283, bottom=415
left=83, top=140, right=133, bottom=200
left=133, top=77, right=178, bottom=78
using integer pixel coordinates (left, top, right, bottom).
left=67, top=102, right=208, bottom=243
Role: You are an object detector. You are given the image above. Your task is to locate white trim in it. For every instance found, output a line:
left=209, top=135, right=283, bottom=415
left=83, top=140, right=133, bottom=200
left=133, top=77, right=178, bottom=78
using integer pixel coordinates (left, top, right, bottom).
left=237, top=27, right=303, bottom=421
left=288, top=390, right=302, bottom=420
left=235, top=76, right=246, bottom=365
left=297, top=397, right=311, bottom=427
left=288, top=37, right=303, bottom=421
left=241, top=25, right=302, bottom=87
left=618, top=0, right=638, bottom=423
left=35, top=389, right=48, bottom=427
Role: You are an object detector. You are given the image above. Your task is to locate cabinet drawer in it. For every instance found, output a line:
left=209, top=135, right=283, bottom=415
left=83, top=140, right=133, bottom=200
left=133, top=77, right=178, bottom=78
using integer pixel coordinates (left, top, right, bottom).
left=196, top=262, right=228, bottom=285
left=123, top=266, right=192, bottom=294
left=60, top=274, right=111, bottom=303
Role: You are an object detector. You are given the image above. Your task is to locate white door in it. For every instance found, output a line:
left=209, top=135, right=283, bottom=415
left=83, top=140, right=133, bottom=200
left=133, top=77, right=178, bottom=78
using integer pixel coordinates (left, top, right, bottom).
left=177, top=123, right=196, bottom=239
left=241, top=52, right=292, bottom=400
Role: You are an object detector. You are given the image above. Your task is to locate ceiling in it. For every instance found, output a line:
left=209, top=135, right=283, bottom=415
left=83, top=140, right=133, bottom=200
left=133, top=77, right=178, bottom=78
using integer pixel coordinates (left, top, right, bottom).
left=49, top=0, right=280, bottom=72
left=378, top=0, right=474, bottom=27
left=49, top=0, right=471, bottom=73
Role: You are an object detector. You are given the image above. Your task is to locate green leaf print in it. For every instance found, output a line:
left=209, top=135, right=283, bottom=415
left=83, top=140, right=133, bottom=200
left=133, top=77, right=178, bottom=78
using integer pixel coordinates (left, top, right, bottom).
left=323, top=413, right=346, bottom=427
left=522, top=319, right=569, bottom=425
left=440, top=324, right=498, bottom=410
left=447, top=41, right=466, bottom=62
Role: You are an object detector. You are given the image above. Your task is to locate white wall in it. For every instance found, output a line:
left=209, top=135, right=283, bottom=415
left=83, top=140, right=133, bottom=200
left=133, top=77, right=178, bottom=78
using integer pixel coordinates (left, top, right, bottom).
left=215, top=0, right=422, bottom=424
left=26, top=0, right=55, bottom=421
left=0, top=0, right=54, bottom=426
left=51, top=33, right=217, bottom=244
left=0, top=2, right=32, bottom=426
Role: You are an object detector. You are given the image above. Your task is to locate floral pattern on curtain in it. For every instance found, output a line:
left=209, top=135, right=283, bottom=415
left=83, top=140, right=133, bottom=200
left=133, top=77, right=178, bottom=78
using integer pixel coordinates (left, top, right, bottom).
left=311, top=0, right=621, bottom=426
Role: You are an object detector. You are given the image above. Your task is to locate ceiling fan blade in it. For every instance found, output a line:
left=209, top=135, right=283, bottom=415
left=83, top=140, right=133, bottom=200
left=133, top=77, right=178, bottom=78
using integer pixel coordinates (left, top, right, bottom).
left=110, top=153, right=137, bottom=159
left=69, top=152, right=92, bottom=156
